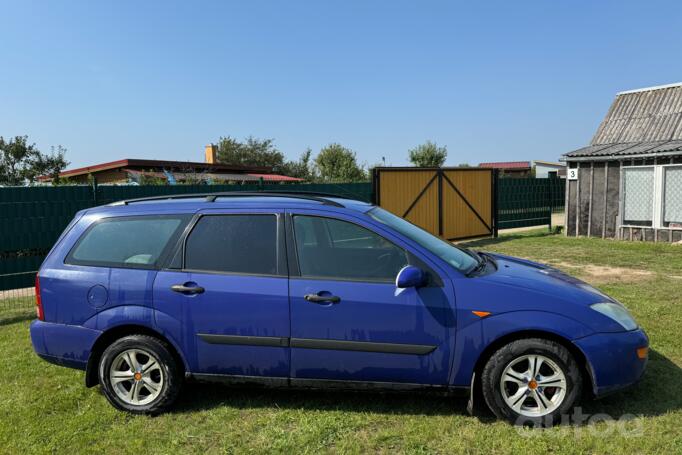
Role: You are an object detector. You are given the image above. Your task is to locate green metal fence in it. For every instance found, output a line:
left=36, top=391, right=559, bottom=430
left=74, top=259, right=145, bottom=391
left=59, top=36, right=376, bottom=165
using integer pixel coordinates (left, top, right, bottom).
left=0, top=182, right=373, bottom=294
left=0, top=176, right=564, bottom=299
left=496, top=178, right=565, bottom=230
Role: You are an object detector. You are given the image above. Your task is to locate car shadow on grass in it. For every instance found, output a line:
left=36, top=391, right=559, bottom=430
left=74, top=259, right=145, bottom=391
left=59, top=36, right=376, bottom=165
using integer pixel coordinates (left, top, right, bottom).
left=172, top=383, right=473, bottom=418
left=0, top=312, right=34, bottom=327
left=169, top=349, right=680, bottom=424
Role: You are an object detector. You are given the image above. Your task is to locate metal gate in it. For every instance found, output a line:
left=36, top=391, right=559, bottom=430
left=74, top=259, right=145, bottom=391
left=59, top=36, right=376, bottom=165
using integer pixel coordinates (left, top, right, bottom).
left=373, top=167, right=497, bottom=240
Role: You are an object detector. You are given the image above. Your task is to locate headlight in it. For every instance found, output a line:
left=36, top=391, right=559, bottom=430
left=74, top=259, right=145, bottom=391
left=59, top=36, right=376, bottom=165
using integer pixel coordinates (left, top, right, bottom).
left=590, top=302, right=638, bottom=331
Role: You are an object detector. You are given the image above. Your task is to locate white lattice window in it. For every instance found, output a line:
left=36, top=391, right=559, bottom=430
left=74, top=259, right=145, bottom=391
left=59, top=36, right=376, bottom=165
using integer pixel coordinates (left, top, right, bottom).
left=622, top=167, right=654, bottom=226
left=663, top=166, right=682, bottom=228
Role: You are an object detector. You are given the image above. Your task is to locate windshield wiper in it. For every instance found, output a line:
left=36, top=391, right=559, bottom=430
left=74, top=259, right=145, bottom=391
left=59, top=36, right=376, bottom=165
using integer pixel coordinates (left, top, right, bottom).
left=478, top=251, right=498, bottom=270
left=466, top=251, right=487, bottom=277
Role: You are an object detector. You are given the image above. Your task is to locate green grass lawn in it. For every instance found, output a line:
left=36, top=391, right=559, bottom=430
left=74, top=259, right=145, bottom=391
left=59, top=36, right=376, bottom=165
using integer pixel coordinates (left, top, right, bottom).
left=1, top=231, right=681, bottom=454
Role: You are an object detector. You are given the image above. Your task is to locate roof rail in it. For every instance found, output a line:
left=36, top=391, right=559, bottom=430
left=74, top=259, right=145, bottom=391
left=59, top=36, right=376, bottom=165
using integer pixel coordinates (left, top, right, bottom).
left=108, top=191, right=346, bottom=207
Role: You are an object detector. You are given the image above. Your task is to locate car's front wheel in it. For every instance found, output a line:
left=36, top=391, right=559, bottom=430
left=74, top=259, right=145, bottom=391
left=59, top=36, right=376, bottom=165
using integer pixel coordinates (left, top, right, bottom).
left=98, top=335, right=181, bottom=414
left=481, top=338, right=582, bottom=426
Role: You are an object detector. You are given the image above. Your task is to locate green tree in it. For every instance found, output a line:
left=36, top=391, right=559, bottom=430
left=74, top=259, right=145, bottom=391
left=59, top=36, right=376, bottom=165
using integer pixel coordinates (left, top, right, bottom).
left=281, top=148, right=313, bottom=180
left=36, top=145, right=70, bottom=184
left=215, top=136, right=285, bottom=170
left=408, top=141, right=448, bottom=167
left=0, top=136, right=69, bottom=186
left=314, top=143, right=366, bottom=182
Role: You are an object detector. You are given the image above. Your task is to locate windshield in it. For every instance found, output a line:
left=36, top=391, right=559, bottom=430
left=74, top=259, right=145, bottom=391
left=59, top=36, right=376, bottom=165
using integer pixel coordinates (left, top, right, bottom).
left=367, top=207, right=479, bottom=273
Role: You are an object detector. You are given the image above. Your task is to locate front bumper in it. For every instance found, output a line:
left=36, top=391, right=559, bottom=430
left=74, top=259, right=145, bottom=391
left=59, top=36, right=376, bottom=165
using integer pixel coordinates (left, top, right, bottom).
left=573, top=328, right=648, bottom=397
left=30, top=320, right=101, bottom=370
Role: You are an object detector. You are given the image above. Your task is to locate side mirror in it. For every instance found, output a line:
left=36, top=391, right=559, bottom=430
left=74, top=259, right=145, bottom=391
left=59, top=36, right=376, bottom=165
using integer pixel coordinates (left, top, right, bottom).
left=395, top=265, right=425, bottom=288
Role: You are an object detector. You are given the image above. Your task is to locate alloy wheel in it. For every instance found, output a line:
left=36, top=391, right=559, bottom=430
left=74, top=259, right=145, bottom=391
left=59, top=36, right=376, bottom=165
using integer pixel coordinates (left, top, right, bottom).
left=499, top=354, right=568, bottom=417
left=109, top=348, right=164, bottom=406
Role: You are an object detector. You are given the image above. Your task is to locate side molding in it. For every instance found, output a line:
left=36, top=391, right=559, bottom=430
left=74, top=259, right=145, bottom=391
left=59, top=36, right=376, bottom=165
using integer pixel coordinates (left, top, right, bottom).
left=197, top=334, right=289, bottom=347
left=290, top=338, right=436, bottom=355
left=197, top=334, right=437, bottom=355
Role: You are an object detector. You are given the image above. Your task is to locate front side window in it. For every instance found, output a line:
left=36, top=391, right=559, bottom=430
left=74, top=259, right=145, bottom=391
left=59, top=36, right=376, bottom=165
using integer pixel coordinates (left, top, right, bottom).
left=622, top=167, right=654, bottom=226
left=66, top=216, right=188, bottom=268
left=664, top=166, right=682, bottom=227
left=185, top=215, right=279, bottom=275
left=293, top=216, right=408, bottom=281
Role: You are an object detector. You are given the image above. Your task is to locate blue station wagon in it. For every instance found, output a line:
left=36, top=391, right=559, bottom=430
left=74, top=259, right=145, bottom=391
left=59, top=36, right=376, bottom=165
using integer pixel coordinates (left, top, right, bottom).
left=30, top=192, right=648, bottom=425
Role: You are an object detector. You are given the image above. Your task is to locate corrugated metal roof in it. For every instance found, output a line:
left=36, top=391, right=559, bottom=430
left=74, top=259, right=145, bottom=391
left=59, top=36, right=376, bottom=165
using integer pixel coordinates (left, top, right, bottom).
left=563, top=83, right=682, bottom=160
left=563, top=140, right=682, bottom=159
left=590, top=83, right=682, bottom=145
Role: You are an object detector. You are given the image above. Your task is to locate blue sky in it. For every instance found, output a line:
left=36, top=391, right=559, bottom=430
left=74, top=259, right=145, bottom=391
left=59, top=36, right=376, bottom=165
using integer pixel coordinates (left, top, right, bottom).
left=2, top=1, right=682, bottom=169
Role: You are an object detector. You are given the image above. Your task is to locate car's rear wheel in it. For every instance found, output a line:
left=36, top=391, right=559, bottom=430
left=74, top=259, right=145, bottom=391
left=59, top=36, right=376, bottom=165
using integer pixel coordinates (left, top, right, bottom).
left=99, top=335, right=181, bottom=414
left=481, top=338, right=582, bottom=426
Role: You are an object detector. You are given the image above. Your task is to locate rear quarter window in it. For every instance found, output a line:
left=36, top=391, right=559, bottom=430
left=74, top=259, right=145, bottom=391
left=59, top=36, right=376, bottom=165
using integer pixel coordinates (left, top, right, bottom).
left=65, top=215, right=190, bottom=269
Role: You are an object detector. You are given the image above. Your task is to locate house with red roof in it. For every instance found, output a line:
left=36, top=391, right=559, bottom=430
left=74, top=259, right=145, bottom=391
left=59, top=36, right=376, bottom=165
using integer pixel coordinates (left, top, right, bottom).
left=39, top=145, right=303, bottom=185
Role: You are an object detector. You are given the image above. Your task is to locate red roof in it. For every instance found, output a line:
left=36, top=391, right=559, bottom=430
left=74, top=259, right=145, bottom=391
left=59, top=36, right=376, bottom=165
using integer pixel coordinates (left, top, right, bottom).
left=38, top=158, right=291, bottom=181
left=478, top=161, right=531, bottom=169
left=52, top=158, right=271, bottom=178
left=248, top=173, right=303, bottom=182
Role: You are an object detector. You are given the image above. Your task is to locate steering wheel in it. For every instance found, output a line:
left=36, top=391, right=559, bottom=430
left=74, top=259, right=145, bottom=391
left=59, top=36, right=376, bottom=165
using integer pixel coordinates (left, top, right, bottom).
left=365, top=250, right=400, bottom=278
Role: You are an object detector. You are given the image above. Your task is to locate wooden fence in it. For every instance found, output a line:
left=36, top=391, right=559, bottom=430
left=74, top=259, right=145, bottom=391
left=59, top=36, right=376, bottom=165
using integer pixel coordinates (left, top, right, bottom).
left=373, top=168, right=496, bottom=240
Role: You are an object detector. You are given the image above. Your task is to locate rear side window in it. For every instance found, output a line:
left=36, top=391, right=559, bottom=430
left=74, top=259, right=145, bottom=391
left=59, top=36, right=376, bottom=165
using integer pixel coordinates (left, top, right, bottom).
left=184, top=215, right=279, bottom=275
left=66, top=215, right=189, bottom=269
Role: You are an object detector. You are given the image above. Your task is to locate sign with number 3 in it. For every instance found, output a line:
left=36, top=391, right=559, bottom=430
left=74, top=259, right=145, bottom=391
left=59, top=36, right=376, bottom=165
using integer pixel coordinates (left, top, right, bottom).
left=567, top=168, right=578, bottom=180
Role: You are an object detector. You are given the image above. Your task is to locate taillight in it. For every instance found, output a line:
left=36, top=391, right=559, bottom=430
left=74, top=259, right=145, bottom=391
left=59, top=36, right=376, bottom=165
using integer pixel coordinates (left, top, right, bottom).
left=35, top=274, right=44, bottom=321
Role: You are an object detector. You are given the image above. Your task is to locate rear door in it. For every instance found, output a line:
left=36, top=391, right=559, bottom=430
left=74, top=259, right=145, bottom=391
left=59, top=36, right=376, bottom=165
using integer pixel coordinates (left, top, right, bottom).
left=153, top=209, right=290, bottom=380
left=286, top=209, right=456, bottom=386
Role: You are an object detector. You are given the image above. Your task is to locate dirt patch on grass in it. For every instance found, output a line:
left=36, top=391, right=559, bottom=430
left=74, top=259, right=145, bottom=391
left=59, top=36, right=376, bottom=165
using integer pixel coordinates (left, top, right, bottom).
left=550, top=262, right=655, bottom=284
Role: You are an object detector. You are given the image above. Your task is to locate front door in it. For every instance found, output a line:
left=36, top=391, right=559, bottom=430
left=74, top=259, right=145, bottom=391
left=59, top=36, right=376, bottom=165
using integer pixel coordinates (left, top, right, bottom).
left=153, top=209, right=290, bottom=380
left=287, top=209, right=455, bottom=386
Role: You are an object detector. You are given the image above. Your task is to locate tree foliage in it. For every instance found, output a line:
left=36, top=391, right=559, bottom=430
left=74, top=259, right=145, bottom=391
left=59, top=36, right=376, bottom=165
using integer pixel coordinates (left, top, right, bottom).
left=214, top=136, right=367, bottom=182
left=281, top=148, right=313, bottom=180
left=215, top=135, right=316, bottom=181
left=314, top=143, right=366, bottom=182
left=0, top=136, right=69, bottom=186
left=216, top=136, right=285, bottom=170
left=408, top=141, right=448, bottom=167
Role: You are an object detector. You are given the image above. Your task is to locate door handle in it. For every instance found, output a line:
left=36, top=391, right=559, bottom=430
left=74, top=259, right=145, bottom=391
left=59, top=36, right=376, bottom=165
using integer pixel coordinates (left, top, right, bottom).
left=304, top=293, right=340, bottom=304
left=171, top=284, right=205, bottom=295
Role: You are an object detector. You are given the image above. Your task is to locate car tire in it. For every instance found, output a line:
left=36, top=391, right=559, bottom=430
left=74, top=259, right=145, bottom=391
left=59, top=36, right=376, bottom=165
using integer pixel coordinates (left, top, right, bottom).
left=481, top=338, right=582, bottom=426
left=98, top=335, right=182, bottom=414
